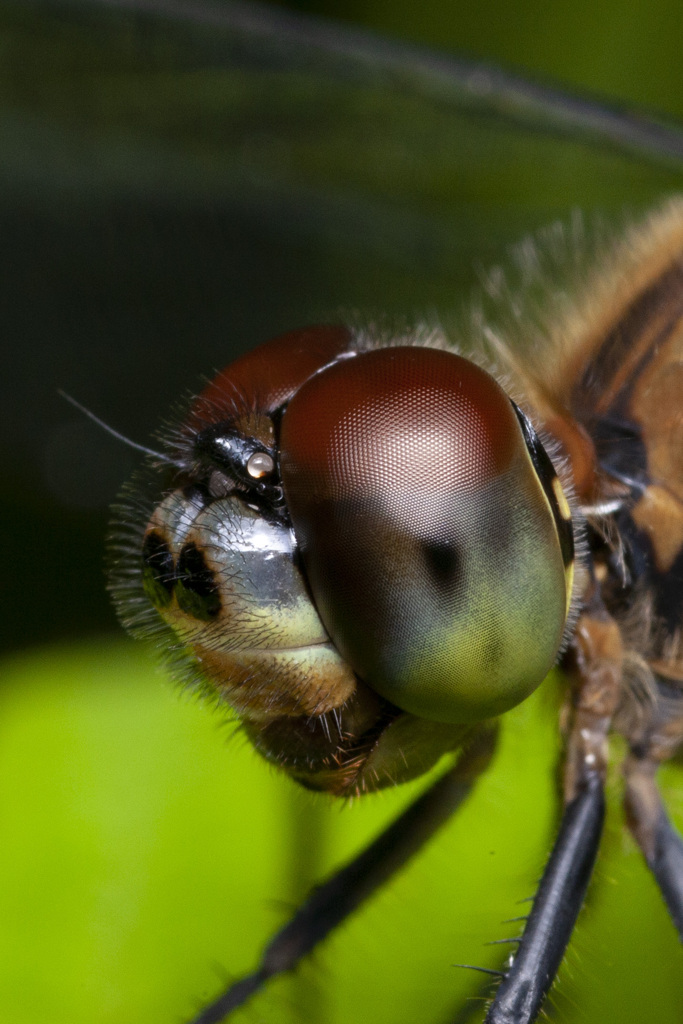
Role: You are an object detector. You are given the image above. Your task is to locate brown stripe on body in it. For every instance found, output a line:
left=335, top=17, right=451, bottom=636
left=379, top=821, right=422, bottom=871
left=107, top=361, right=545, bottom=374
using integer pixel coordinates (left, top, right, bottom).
left=562, top=210, right=683, bottom=679
left=631, top=485, right=683, bottom=575
left=628, top=323, right=683, bottom=504
left=572, top=257, right=683, bottom=420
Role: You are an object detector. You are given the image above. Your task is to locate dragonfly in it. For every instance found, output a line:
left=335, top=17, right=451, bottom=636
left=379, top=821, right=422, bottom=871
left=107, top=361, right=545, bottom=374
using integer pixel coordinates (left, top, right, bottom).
left=9, top=1, right=683, bottom=1022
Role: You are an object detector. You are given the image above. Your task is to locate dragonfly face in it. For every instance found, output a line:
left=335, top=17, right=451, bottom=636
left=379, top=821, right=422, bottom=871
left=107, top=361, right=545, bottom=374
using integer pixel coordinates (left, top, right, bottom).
left=119, top=325, right=576, bottom=796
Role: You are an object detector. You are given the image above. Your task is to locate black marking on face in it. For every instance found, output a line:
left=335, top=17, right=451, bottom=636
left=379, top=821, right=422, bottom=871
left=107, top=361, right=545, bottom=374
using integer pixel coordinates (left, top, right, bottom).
left=141, top=532, right=175, bottom=609
left=175, top=543, right=221, bottom=620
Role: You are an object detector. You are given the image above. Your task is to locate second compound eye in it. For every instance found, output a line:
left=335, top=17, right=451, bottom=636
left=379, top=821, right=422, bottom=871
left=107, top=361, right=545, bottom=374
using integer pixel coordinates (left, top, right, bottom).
left=279, top=344, right=570, bottom=725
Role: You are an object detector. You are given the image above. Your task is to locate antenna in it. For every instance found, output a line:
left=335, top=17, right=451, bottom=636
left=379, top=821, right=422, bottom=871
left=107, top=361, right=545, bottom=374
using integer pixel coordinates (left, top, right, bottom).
left=59, top=390, right=181, bottom=466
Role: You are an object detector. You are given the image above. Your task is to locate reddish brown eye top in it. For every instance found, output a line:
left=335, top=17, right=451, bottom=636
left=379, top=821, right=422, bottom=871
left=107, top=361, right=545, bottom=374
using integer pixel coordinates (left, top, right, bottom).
left=188, top=325, right=354, bottom=430
left=280, top=346, right=519, bottom=490
left=280, top=345, right=568, bottom=723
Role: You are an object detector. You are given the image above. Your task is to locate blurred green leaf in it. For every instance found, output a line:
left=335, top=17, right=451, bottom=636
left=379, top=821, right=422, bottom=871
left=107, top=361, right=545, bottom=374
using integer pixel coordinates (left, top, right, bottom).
left=1, top=641, right=681, bottom=1023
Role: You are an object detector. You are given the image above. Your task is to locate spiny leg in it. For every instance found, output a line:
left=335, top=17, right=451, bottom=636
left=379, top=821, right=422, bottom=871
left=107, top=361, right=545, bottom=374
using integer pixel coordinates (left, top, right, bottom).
left=632, top=789, right=683, bottom=937
left=187, top=726, right=498, bottom=1024
left=484, top=609, right=623, bottom=1024
left=482, top=773, right=604, bottom=1024
left=624, top=679, right=683, bottom=939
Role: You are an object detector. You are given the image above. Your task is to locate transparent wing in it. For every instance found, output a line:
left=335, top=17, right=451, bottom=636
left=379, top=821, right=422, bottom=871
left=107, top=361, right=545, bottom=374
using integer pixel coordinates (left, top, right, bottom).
left=5, top=0, right=683, bottom=327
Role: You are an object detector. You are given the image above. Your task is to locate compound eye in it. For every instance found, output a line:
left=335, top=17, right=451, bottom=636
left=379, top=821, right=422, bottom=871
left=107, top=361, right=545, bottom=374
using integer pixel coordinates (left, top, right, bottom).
left=280, top=345, right=571, bottom=724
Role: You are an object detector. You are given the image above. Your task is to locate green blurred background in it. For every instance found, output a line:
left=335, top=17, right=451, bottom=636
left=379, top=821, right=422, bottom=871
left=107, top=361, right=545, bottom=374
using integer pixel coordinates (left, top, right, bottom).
left=1, top=0, right=682, bottom=1022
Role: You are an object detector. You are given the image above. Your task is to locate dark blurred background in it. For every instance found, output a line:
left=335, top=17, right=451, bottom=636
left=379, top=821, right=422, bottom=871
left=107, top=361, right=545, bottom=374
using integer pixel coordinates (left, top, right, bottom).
left=3, top=0, right=683, bottom=655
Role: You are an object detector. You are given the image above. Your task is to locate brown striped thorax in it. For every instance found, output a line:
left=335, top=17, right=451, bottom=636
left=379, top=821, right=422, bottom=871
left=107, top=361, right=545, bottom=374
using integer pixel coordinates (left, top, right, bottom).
left=110, top=199, right=683, bottom=798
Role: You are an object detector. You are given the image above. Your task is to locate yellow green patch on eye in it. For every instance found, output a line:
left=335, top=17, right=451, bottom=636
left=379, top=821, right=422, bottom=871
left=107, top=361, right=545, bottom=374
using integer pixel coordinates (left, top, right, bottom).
left=552, top=476, right=572, bottom=521
left=564, top=560, right=575, bottom=618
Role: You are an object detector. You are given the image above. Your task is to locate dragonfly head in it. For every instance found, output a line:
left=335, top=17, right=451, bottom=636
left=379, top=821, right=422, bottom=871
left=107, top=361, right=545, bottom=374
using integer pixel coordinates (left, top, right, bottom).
left=122, top=327, right=575, bottom=735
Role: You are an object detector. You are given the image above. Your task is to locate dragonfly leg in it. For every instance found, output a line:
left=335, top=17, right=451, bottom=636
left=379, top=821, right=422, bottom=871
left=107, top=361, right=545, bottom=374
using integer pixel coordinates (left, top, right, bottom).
left=483, top=610, right=623, bottom=1024
left=623, top=679, right=683, bottom=940
left=482, top=774, right=604, bottom=1024
left=186, top=725, right=498, bottom=1024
